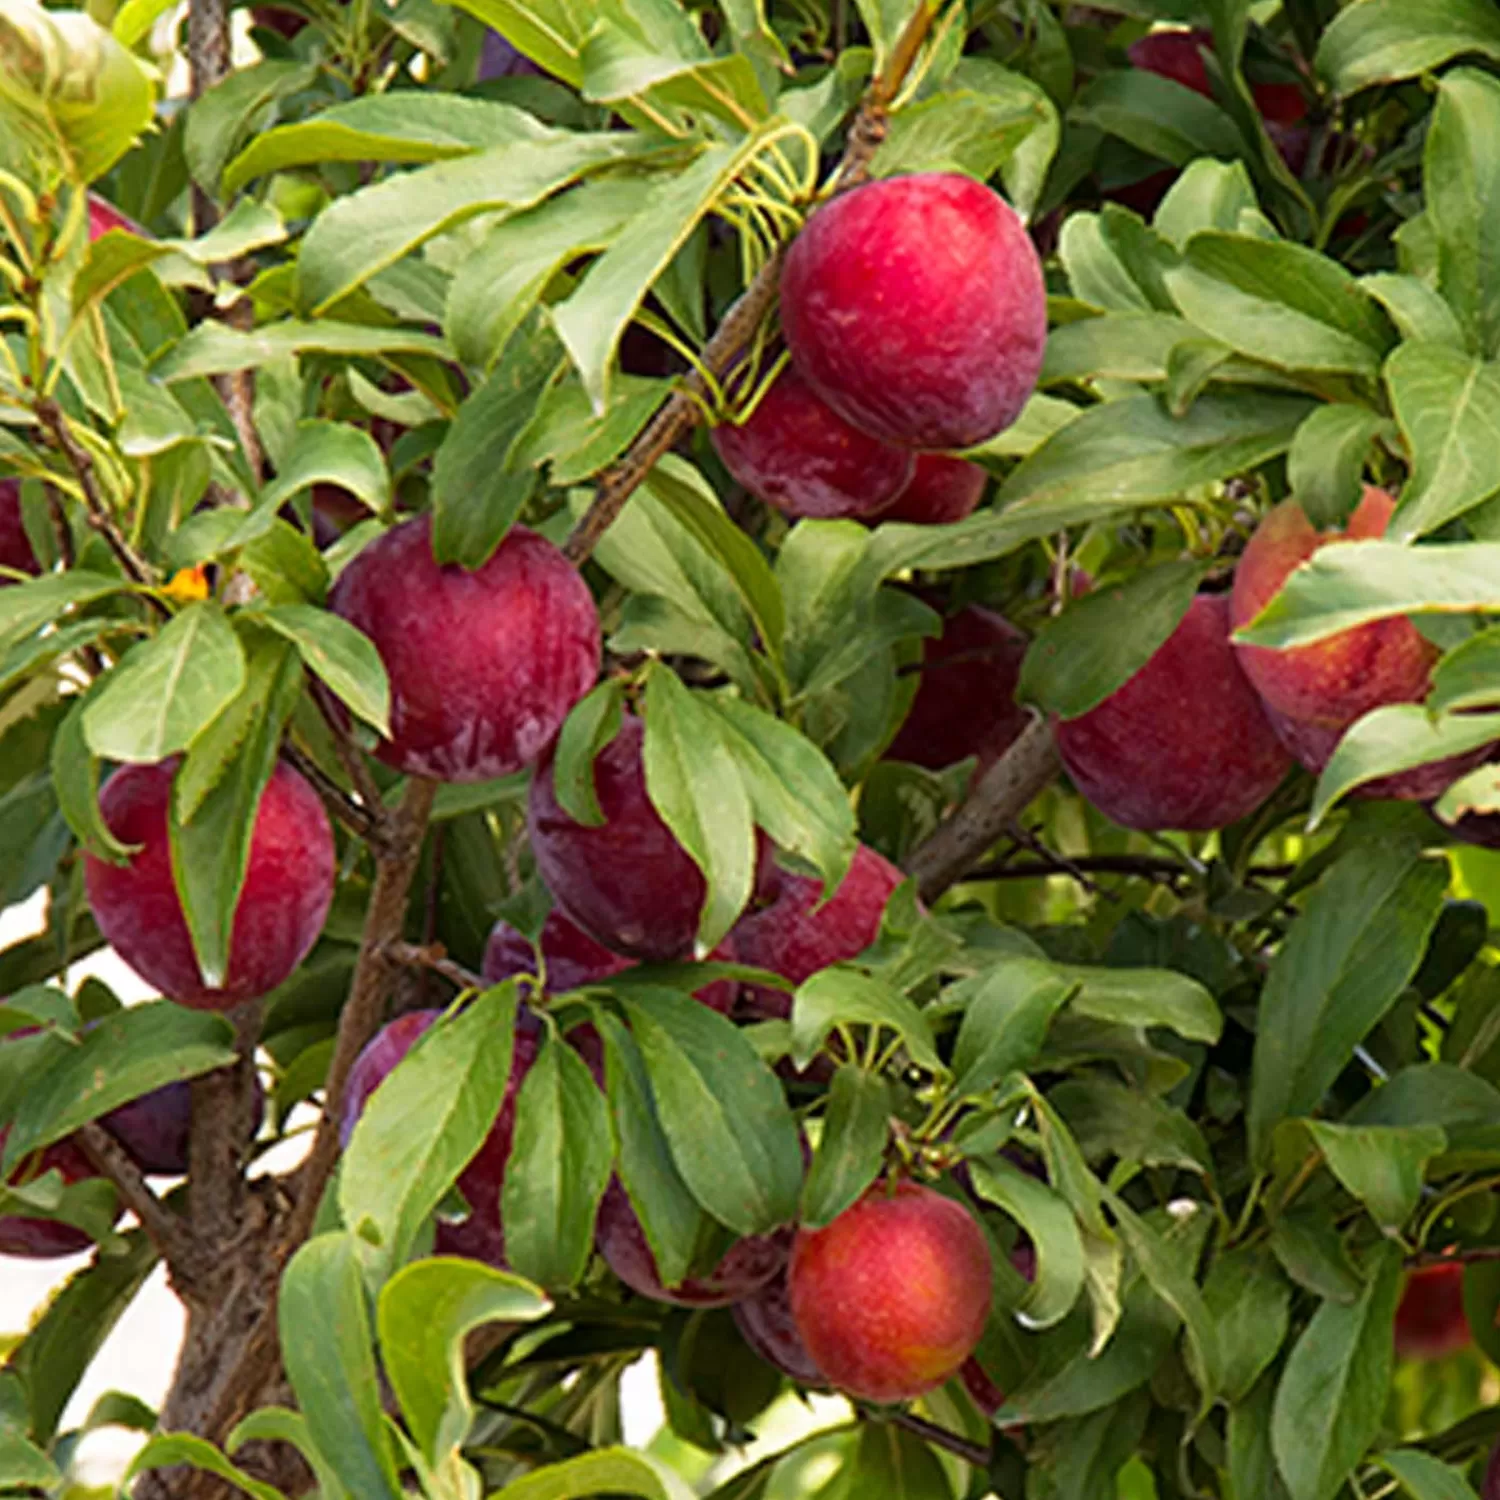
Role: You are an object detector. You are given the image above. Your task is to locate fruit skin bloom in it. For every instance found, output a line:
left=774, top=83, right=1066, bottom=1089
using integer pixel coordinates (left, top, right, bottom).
left=788, top=1180, right=992, bottom=1403
left=779, top=172, right=1047, bottom=451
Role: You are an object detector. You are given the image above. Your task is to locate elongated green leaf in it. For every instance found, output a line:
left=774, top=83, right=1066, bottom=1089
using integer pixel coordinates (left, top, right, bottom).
left=1433, top=627, right=1500, bottom=713
left=799, top=1066, right=890, bottom=1229
left=1041, top=311, right=1188, bottom=382
left=949, top=959, right=1075, bottom=1097
left=1165, top=233, right=1391, bottom=377
left=581, top=21, right=768, bottom=130
left=222, top=93, right=547, bottom=196
left=1050, top=1079, right=1211, bottom=1175
left=125, top=1434, right=287, bottom=1500
left=1375, top=1450, right=1483, bottom=1500
left=51, top=691, right=133, bottom=864
left=1316, top=0, right=1500, bottom=92
left=1309, top=706, right=1500, bottom=827
left=257, top=603, right=391, bottom=737
left=253, top=421, right=391, bottom=522
left=1304, top=1120, right=1446, bottom=1230
left=280, top=1234, right=404, bottom=1500
left=616, top=983, right=802, bottom=1236
left=153, top=321, right=452, bottom=383
left=1020, top=560, right=1208, bottom=720
left=184, top=58, right=317, bottom=195
left=439, top=0, right=594, bottom=85
left=552, top=130, right=780, bottom=411
left=0, top=572, right=126, bottom=657
left=791, top=967, right=941, bottom=1074
left=969, top=1157, right=1085, bottom=1330
left=1287, top=405, right=1395, bottom=529
left=596, top=1009, right=706, bottom=1289
left=339, top=984, right=518, bottom=1275
left=1203, top=1249, right=1291, bottom=1405
left=501, top=1032, right=613, bottom=1288
left=1271, top=1244, right=1404, bottom=1500
left=1073, top=68, right=1244, bottom=166
left=1061, top=965, right=1222, bottom=1042
left=550, top=680, right=624, bottom=827
left=1234, top=540, right=1500, bottom=648
left=1248, top=842, right=1448, bottom=1162
left=445, top=177, right=642, bottom=370
left=377, top=1258, right=550, bottom=1469
left=641, top=665, right=754, bottom=954
left=82, top=602, right=246, bottom=764
left=1385, top=343, right=1500, bottom=537
left=170, top=638, right=304, bottom=990
left=3, top=1002, right=233, bottom=1166
left=299, top=132, right=663, bottom=313
left=1362, top=274, right=1469, bottom=350
left=491, top=1447, right=695, bottom=1500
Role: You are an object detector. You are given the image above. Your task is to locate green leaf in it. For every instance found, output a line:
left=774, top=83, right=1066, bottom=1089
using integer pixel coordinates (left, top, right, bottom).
left=1164, top=233, right=1392, bottom=377
left=1232, top=540, right=1500, bottom=647
left=818, top=1424, right=953, bottom=1500
left=1061, top=964, right=1222, bottom=1043
left=550, top=132, right=779, bottom=412
left=1303, top=1120, right=1446, bottom=1231
left=169, top=638, right=304, bottom=991
left=1050, top=1079, right=1212, bottom=1175
left=1362, top=274, right=1469, bottom=350
left=440, top=0, right=594, bottom=85
left=253, top=421, right=392, bottom=521
left=81, top=601, right=246, bottom=764
left=152, top=321, right=452, bottom=383
left=222, top=92, right=546, bottom=196
left=1203, top=1249, right=1291, bottom=1405
left=0, top=1427, right=61, bottom=1489
left=1072, top=68, right=1244, bottom=166
left=1269, top=1211, right=1364, bottom=1304
left=298, top=131, right=662, bottom=313
left=51, top=691, right=133, bottom=864
left=510, top=372, right=670, bottom=487
left=1152, top=157, right=1263, bottom=249
left=490, top=1447, right=695, bottom=1500
left=1317, top=0, right=1500, bottom=93
left=1248, top=842, right=1448, bottom=1162
left=707, top=695, right=856, bottom=902
left=993, top=391, right=1315, bottom=515
left=183, top=58, right=319, bottom=196
left=377, top=1258, right=551, bottom=1469
left=2, top=1001, right=234, bottom=1165
left=551, top=680, right=624, bottom=827
left=1432, top=626, right=1500, bottom=714
left=225, top=1409, right=343, bottom=1500
left=445, top=177, right=642, bottom=370
left=1384, top=343, right=1500, bottom=537
left=430, top=322, right=564, bottom=569
left=1018, top=560, right=1207, bottom=720
left=5, top=1226, right=157, bottom=1442
left=1309, top=706, right=1500, bottom=828
left=949, top=958, right=1075, bottom=1097
left=501, top=1031, right=614, bottom=1288
left=1375, top=1450, right=1483, bottom=1500
left=851, top=0, right=920, bottom=78
left=596, top=1009, right=706, bottom=1289
left=125, top=1434, right=287, bottom=1500
left=1287, top=405, right=1394, bottom=529
left=1271, top=1243, right=1404, bottom=1500
left=280, top=1233, right=404, bottom=1500
left=1041, top=311, right=1188, bottom=382
left=339, top=983, right=519, bottom=1276
left=641, top=665, right=755, bottom=955
left=968, top=1156, right=1085, bottom=1330
left=799, top=1066, right=891, bottom=1230
left=791, top=967, right=941, bottom=1074
left=0, top=572, right=124, bottom=657
left=257, top=603, right=391, bottom=737
left=615, top=983, right=803, bottom=1236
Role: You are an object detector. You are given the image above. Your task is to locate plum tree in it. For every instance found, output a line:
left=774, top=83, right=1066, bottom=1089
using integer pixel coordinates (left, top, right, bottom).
left=780, top=173, right=1047, bottom=450
left=330, top=514, right=600, bottom=782
left=710, top=366, right=915, bottom=520
left=788, top=1181, right=992, bottom=1402
left=84, top=760, right=335, bottom=1010
left=527, top=717, right=709, bottom=961
left=1055, top=593, right=1292, bottom=830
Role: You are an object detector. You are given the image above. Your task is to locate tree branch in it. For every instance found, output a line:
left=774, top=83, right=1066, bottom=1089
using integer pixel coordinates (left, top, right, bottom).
left=187, top=1001, right=260, bottom=1256
left=75, top=1121, right=202, bottom=1276
left=281, top=740, right=384, bottom=846
left=384, top=939, right=484, bottom=994
left=884, top=1409, right=992, bottom=1469
left=904, top=716, right=1062, bottom=903
left=34, top=398, right=159, bottom=588
left=561, top=0, right=940, bottom=566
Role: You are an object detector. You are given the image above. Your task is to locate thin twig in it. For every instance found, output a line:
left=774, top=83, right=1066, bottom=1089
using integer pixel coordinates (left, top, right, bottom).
left=964, top=855, right=1201, bottom=882
left=34, top=398, right=158, bottom=588
left=281, top=740, right=384, bottom=847
left=385, top=939, right=483, bottom=994
left=904, top=716, right=1063, bottom=903
left=1408, top=1246, right=1500, bottom=1268
left=885, top=1409, right=992, bottom=1469
left=561, top=1, right=941, bottom=566
left=75, top=1121, right=202, bottom=1275
left=311, top=681, right=387, bottom=825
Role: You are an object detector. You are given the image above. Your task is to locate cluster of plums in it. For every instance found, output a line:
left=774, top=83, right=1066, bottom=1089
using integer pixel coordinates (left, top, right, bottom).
left=712, top=171, right=1046, bottom=525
